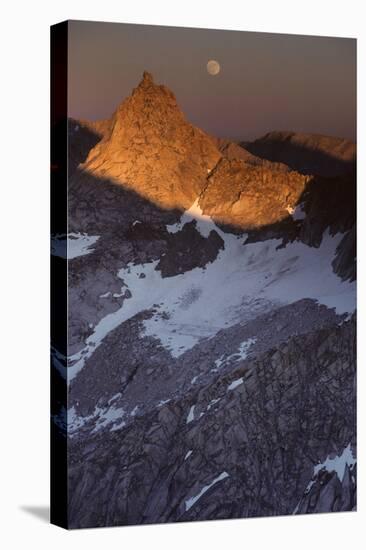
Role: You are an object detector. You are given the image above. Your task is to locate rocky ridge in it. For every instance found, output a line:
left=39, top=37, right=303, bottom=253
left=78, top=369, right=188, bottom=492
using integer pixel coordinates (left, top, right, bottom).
left=244, top=131, right=356, bottom=177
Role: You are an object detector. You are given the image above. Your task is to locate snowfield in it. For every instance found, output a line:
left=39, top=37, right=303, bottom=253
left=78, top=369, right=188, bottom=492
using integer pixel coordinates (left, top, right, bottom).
left=67, top=199, right=356, bottom=380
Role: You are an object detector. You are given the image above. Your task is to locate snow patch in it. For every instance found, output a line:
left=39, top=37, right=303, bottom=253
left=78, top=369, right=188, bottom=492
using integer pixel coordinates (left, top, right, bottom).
left=157, top=398, right=171, bottom=407
left=51, top=232, right=100, bottom=259
left=207, top=398, right=221, bottom=411
left=185, top=472, right=230, bottom=511
left=299, top=443, right=356, bottom=500
left=215, top=338, right=257, bottom=371
left=237, top=338, right=257, bottom=358
left=67, top=401, right=126, bottom=436
left=110, top=420, right=126, bottom=432
left=227, top=378, right=243, bottom=391
left=166, top=199, right=216, bottom=238
left=312, top=443, right=356, bottom=484
left=91, top=404, right=126, bottom=433
left=130, top=406, right=139, bottom=417
left=186, top=405, right=195, bottom=424
left=184, top=450, right=193, bottom=461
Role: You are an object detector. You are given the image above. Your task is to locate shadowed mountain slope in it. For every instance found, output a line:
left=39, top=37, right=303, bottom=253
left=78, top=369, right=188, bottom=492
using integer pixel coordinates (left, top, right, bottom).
left=243, top=131, right=356, bottom=177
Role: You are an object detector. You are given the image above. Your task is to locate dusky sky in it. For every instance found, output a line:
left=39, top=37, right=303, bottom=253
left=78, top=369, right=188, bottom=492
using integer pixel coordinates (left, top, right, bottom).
left=68, top=20, right=356, bottom=141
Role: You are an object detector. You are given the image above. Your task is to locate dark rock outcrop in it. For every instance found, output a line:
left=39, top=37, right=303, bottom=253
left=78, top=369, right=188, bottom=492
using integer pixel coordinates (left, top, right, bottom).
left=243, top=131, right=356, bottom=177
left=68, top=316, right=356, bottom=528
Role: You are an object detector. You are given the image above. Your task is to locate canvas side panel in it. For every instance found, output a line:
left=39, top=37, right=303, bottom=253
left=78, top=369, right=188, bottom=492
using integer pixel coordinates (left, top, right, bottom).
left=50, top=20, right=68, bottom=530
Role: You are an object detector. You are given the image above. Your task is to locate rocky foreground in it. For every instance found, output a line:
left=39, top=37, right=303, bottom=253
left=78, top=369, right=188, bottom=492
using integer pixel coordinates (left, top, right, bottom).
left=66, top=312, right=355, bottom=527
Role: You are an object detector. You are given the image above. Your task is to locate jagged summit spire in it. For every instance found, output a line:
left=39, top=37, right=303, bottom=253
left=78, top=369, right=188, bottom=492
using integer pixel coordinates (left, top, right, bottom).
left=135, top=71, right=172, bottom=100
left=141, top=71, right=154, bottom=85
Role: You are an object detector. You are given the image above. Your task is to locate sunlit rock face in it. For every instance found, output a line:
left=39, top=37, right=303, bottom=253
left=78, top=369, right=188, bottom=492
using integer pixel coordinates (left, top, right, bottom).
left=75, top=72, right=312, bottom=230
left=82, top=71, right=221, bottom=210
left=70, top=71, right=358, bottom=235
left=199, top=157, right=309, bottom=229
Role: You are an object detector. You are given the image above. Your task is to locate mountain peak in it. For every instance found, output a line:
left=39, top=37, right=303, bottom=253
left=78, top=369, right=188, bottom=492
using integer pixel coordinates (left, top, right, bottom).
left=141, top=71, right=154, bottom=86
left=131, top=70, right=177, bottom=108
left=81, top=74, right=221, bottom=210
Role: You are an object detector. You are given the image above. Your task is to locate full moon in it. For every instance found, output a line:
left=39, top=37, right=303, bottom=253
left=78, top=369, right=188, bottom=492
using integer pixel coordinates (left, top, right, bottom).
left=207, top=60, right=220, bottom=76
